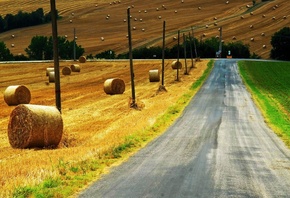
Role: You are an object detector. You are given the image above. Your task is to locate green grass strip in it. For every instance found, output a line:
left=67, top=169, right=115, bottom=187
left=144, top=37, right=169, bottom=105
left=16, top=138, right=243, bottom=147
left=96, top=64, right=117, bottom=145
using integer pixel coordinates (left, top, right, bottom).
left=238, top=60, right=290, bottom=147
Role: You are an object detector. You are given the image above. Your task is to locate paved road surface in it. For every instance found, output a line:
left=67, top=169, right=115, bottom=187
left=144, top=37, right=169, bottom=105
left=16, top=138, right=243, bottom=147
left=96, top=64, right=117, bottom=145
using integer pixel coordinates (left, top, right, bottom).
left=79, top=59, right=290, bottom=197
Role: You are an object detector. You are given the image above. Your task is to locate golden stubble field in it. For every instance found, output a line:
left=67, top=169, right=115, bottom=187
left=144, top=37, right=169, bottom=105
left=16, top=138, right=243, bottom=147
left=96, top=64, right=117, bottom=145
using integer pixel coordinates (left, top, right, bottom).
left=0, top=59, right=209, bottom=196
left=0, top=0, right=289, bottom=59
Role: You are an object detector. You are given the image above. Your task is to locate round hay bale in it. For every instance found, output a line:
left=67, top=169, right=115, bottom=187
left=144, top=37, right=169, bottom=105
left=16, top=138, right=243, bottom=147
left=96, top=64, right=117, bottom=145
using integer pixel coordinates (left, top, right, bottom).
left=149, top=69, right=160, bottom=82
left=62, top=66, right=71, bottom=75
left=104, top=78, right=125, bottom=95
left=8, top=104, right=63, bottom=148
left=171, top=61, right=182, bottom=69
left=46, top=67, right=54, bottom=76
left=79, top=56, right=86, bottom=63
left=48, top=71, right=55, bottom=83
left=4, top=85, right=31, bottom=106
left=71, top=64, right=81, bottom=72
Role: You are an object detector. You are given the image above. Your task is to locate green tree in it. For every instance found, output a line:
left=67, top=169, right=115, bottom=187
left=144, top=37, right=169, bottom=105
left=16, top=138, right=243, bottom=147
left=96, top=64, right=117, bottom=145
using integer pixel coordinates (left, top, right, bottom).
left=270, top=27, right=290, bottom=60
left=0, top=41, right=13, bottom=60
left=25, top=35, right=48, bottom=60
left=25, top=35, right=84, bottom=60
left=223, top=41, right=250, bottom=58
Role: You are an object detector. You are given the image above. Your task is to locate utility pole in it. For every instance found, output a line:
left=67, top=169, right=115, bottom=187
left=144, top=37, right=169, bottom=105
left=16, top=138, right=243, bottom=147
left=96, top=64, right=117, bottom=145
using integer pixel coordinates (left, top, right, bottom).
left=50, top=0, right=61, bottom=112
left=161, top=20, right=166, bottom=87
left=219, top=26, right=223, bottom=58
left=127, top=7, right=137, bottom=108
left=73, top=28, right=76, bottom=61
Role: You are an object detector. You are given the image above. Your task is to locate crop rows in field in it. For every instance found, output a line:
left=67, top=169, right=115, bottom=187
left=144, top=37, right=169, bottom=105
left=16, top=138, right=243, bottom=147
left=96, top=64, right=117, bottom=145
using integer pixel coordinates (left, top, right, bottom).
left=239, top=61, right=290, bottom=116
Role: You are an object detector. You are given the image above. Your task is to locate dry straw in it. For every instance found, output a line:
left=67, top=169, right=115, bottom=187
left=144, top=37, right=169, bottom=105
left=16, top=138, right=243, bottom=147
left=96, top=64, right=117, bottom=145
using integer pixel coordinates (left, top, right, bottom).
left=171, top=60, right=182, bottom=69
left=48, top=71, right=55, bottom=82
left=79, top=56, right=86, bottom=63
left=71, top=64, right=81, bottom=72
left=4, top=85, right=31, bottom=106
left=62, top=66, right=72, bottom=75
left=149, top=69, right=160, bottom=82
left=8, top=104, right=63, bottom=148
left=104, top=78, right=125, bottom=95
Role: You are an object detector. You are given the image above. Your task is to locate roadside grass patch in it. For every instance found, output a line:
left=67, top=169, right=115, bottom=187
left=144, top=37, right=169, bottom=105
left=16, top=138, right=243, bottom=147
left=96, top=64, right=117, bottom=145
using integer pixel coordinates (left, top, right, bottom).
left=12, top=60, right=214, bottom=198
left=238, top=60, right=290, bottom=147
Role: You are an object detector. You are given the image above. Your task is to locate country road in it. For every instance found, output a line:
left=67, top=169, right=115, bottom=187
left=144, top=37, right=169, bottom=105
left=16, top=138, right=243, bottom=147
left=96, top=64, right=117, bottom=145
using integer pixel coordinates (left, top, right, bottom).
left=79, top=59, right=290, bottom=198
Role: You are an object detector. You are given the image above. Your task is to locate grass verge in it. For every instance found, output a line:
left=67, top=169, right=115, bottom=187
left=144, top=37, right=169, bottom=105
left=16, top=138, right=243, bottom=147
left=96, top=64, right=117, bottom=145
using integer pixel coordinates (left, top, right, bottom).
left=238, top=60, right=290, bottom=147
left=12, top=60, right=214, bottom=198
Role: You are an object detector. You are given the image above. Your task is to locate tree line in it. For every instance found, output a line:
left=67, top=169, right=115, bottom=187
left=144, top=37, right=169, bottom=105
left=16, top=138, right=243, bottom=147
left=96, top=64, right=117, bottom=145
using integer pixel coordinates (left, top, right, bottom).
left=93, top=27, right=290, bottom=61
left=0, top=27, right=289, bottom=61
left=0, top=36, right=84, bottom=61
left=0, top=8, right=59, bottom=33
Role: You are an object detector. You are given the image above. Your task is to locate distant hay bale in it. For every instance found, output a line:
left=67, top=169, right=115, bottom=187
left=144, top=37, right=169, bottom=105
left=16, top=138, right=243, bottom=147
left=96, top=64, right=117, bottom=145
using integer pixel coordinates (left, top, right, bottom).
left=232, top=36, right=236, bottom=40
left=171, top=60, right=182, bottom=69
left=11, top=44, right=14, bottom=47
left=79, top=56, right=86, bottom=63
left=103, top=78, right=125, bottom=95
left=241, top=16, right=244, bottom=19
left=8, top=104, right=63, bottom=149
left=46, top=67, right=54, bottom=76
left=272, top=17, right=276, bottom=20
left=250, top=12, right=254, bottom=15
left=250, top=38, right=254, bottom=41
left=198, top=7, right=202, bottom=10
left=263, top=45, right=266, bottom=48
left=261, top=32, right=265, bottom=36
left=62, top=66, right=71, bottom=75
left=174, top=10, right=178, bottom=13
left=4, top=85, right=31, bottom=106
left=48, top=71, right=55, bottom=83
left=283, top=16, right=287, bottom=19
left=262, top=14, right=266, bottom=18
left=71, top=64, right=81, bottom=72
left=11, top=34, right=15, bottom=38
left=149, top=69, right=160, bottom=82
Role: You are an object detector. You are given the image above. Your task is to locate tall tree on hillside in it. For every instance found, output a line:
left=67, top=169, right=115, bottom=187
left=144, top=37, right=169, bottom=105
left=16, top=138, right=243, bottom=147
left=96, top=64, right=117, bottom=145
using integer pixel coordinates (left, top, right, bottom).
left=270, top=27, right=290, bottom=61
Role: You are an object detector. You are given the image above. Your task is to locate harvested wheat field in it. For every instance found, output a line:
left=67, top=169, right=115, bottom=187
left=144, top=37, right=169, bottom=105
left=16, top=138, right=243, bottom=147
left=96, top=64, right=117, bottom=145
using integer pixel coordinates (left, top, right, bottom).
left=0, top=59, right=208, bottom=196
left=0, top=0, right=289, bottom=59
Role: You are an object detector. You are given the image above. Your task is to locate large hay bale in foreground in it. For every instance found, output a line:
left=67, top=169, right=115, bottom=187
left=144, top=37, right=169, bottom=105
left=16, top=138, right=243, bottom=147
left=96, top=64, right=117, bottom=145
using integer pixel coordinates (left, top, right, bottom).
left=62, top=66, right=72, bottom=75
left=171, top=60, right=182, bottom=69
left=104, top=78, right=125, bottom=95
left=149, top=69, right=160, bottom=82
left=46, top=68, right=54, bottom=76
left=79, top=56, right=86, bottom=63
left=71, top=64, right=81, bottom=72
left=48, top=71, right=55, bottom=82
left=4, top=85, right=31, bottom=106
left=8, top=104, right=63, bottom=148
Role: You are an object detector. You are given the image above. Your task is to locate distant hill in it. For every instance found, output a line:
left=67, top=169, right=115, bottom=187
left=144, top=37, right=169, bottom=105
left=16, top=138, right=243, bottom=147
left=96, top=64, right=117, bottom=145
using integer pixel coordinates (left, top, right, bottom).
left=0, top=0, right=289, bottom=59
